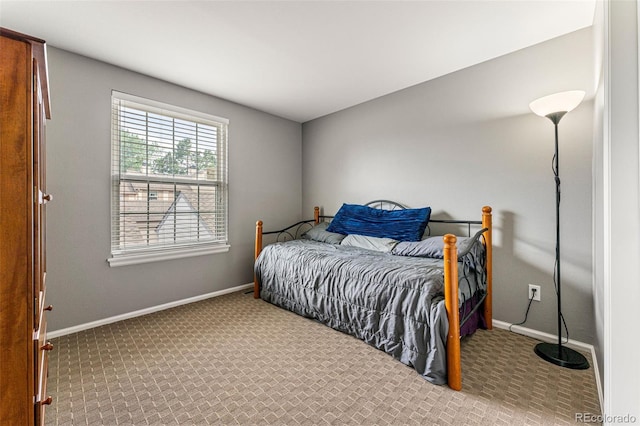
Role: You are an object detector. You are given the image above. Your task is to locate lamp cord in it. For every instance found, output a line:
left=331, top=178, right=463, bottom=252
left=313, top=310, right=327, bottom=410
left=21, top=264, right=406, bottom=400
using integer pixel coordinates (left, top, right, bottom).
left=553, top=257, right=570, bottom=344
left=509, top=292, right=535, bottom=331
left=552, top=152, right=560, bottom=203
left=552, top=153, right=570, bottom=345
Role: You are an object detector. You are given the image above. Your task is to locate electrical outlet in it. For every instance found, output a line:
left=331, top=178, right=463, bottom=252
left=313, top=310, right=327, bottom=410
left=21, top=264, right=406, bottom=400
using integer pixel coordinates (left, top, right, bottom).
left=528, top=284, right=541, bottom=302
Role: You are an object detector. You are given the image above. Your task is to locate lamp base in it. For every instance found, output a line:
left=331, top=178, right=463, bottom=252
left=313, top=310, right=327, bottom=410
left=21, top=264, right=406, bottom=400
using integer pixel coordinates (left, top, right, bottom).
left=534, top=342, right=590, bottom=370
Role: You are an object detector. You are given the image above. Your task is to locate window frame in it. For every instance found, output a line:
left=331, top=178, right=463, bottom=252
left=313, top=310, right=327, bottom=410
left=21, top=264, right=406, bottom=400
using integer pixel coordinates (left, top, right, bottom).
left=108, top=91, right=230, bottom=267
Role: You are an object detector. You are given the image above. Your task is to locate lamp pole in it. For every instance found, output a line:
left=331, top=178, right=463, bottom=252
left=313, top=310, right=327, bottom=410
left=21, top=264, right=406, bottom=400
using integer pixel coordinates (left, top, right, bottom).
left=532, top=110, right=589, bottom=369
left=549, top=112, right=564, bottom=356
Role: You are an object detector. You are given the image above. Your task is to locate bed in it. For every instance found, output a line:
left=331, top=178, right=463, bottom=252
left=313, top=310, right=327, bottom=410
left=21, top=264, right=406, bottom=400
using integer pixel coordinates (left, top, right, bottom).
left=253, top=200, right=492, bottom=390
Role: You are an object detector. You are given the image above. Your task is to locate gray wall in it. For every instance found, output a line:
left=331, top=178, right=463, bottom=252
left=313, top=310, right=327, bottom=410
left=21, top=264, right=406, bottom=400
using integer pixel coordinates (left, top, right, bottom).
left=46, top=47, right=302, bottom=332
left=302, top=28, right=596, bottom=343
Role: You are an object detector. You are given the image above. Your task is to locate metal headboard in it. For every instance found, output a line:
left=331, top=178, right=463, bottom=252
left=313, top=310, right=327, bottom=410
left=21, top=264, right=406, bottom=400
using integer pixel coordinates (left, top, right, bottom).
left=316, top=199, right=408, bottom=222
left=265, top=200, right=483, bottom=239
left=364, top=199, right=482, bottom=237
left=364, top=199, right=409, bottom=211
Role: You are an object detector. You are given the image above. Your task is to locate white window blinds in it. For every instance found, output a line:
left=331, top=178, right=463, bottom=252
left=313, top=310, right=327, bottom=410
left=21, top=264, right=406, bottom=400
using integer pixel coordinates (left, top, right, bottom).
left=109, top=91, right=229, bottom=266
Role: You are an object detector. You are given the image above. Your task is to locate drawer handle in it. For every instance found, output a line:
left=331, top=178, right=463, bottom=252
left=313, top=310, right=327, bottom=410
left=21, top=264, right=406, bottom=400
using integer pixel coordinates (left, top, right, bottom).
left=41, top=396, right=53, bottom=406
left=43, top=193, right=52, bottom=202
left=44, top=305, right=53, bottom=311
left=41, top=342, right=54, bottom=351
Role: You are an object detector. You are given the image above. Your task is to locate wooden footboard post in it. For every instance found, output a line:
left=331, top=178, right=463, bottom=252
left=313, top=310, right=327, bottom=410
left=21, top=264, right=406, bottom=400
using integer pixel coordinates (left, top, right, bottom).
left=443, top=234, right=462, bottom=391
left=314, top=206, right=320, bottom=225
left=482, top=206, right=493, bottom=330
left=254, top=220, right=263, bottom=299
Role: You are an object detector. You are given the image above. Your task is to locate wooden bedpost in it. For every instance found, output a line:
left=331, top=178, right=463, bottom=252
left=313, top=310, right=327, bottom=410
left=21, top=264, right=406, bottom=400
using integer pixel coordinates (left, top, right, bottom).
left=254, top=220, right=263, bottom=299
left=482, top=206, right=493, bottom=330
left=443, top=234, right=462, bottom=391
left=314, top=206, right=320, bottom=224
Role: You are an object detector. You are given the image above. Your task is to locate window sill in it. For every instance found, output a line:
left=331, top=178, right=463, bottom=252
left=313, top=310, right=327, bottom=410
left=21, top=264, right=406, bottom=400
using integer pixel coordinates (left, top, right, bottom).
left=108, top=244, right=230, bottom=267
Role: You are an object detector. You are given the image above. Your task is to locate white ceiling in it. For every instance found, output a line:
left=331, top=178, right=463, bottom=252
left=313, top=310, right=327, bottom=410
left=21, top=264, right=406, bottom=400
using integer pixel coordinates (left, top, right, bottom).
left=1, top=1, right=595, bottom=123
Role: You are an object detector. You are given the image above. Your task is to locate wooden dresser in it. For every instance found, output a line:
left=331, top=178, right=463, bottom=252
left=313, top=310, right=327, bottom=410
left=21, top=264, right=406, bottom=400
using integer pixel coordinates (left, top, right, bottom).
left=1, top=28, right=53, bottom=425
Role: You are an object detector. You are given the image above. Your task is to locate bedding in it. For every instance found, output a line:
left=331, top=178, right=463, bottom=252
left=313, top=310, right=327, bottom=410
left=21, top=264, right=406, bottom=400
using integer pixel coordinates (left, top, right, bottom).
left=253, top=203, right=493, bottom=390
left=255, top=238, right=486, bottom=385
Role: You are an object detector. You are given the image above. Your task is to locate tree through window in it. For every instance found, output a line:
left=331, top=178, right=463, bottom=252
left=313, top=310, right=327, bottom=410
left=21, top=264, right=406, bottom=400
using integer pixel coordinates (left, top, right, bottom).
left=109, top=91, right=229, bottom=266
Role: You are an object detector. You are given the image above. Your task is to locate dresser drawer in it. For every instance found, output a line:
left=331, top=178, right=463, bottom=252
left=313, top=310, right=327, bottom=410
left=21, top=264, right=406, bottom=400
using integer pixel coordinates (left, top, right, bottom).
left=34, top=309, right=52, bottom=425
left=35, top=281, right=46, bottom=332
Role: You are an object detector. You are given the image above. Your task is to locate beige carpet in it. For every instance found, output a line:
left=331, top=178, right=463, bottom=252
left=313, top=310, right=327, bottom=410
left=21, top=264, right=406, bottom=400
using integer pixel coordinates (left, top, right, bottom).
left=45, top=290, right=601, bottom=425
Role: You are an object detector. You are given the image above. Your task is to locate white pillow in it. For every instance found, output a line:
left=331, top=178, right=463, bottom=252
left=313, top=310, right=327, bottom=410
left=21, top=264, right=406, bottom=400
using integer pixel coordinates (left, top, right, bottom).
left=340, top=234, right=398, bottom=253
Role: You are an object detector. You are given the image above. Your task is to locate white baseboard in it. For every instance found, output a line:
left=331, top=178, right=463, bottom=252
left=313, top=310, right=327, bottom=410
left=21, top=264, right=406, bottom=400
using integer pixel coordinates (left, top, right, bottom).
left=47, top=282, right=254, bottom=339
left=493, top=319, right=603, bottom=412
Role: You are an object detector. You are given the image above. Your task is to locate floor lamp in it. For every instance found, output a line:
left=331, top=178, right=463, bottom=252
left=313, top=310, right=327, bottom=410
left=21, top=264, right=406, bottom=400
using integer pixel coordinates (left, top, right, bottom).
left=528, top=90, right=590, bottom=370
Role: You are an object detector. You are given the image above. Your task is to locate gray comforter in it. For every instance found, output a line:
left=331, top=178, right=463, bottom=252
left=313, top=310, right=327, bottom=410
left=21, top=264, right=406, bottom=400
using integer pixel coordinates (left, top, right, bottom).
left=255, top=239, right=450, bottom=384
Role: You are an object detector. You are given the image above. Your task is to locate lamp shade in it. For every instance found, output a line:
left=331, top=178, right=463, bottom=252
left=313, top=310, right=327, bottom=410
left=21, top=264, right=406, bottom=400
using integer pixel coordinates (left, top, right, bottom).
left=529, top=90, right=585, bottom=117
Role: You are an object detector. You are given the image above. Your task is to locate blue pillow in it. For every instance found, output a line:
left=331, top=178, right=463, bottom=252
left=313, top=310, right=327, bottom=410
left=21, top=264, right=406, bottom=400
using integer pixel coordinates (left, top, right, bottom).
left=326, top=203, right=431, bottom=242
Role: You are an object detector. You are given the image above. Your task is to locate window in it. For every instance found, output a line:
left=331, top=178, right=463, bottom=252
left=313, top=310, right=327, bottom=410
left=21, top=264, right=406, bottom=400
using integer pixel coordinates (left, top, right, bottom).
left=109, top=91, right=229, bottom=267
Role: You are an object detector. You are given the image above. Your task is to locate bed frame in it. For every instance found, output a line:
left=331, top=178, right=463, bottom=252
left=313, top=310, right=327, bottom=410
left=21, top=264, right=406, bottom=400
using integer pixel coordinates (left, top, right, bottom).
left=253, top=201, right=493, bottom=391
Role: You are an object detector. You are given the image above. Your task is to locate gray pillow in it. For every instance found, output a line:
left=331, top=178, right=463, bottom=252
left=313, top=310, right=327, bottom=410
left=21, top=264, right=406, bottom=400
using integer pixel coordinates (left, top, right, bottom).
left=340, top=234, right=398, bottom=253
left=301, top=222, right=346, bottom=244
left=392, top=236, right=475, bottom=258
